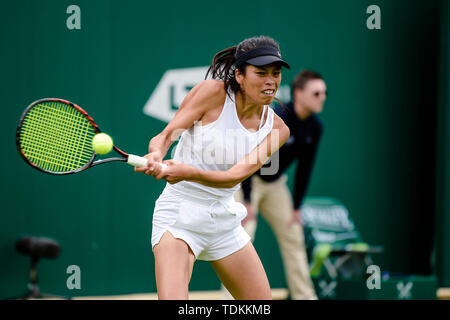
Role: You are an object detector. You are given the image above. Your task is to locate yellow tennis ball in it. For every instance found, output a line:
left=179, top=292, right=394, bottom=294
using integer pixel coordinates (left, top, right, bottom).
left=92, top=133, right=113, bottom=155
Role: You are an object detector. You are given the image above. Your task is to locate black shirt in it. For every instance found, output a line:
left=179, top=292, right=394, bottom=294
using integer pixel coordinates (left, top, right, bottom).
left=241, top=101, right=323, bottom=209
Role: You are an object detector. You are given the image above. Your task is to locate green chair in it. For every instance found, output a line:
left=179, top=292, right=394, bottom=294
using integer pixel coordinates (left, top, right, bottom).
left=301, top=197, right=383, bottom=298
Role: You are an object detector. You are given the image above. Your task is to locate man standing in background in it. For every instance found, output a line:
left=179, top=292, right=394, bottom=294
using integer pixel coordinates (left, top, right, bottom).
left=235, top=70, right=327, bottom=300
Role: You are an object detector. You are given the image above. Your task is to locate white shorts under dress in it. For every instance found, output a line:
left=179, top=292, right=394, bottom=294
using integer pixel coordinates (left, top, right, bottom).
left=151, top=183, right=251, bottom=261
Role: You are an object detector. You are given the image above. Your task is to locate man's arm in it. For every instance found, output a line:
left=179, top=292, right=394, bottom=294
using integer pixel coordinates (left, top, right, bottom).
left=241, top=176, right=253, bottom=202
left=293, top=124, right=323, bottom=208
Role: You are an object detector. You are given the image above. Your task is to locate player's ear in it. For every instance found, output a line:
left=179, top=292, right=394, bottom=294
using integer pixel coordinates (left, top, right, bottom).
left=235, top=68, right=244, bottom=85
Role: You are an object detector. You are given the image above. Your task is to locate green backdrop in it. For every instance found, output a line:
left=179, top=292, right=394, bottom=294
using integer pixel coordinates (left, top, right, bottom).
left=1, top=0, right=447, bottom=298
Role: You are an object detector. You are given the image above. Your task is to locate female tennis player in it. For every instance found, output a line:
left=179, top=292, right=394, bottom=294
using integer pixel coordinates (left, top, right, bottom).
left=135, top=35, right=290, bottom=300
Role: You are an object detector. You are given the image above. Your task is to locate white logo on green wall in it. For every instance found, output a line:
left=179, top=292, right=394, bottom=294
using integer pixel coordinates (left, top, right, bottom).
left=143, top=66, right=209, bottom=123
left=397, top=281, right=413, bottom=299
left=318, top=280, right=337, bottom=298
left=143, top=66, right=291, bottom=123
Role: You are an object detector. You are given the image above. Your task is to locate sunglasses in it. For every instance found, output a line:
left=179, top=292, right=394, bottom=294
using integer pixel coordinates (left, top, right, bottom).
left=313, top=90, right=327, bottom=97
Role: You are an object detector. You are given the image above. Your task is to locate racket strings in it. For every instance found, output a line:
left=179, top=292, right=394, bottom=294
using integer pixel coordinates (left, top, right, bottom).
left=19, top=101, right=96, bottom=172
left=23, top=102, right=94, bottom=170
left=21, top=104, right=85, bottom=171
left=21, top=104, right=93, bottom=171
left=23, top=105, right=82, bottom=170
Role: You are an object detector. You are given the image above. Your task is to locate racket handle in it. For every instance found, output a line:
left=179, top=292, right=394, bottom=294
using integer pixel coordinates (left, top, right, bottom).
left=127, top=154, right=167, bottom=170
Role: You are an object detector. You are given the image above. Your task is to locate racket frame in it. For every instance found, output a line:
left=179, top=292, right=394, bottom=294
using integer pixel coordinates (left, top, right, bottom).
left=16, top=98, right=136, bottom=175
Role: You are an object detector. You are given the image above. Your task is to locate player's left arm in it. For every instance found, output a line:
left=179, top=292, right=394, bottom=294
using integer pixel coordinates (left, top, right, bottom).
left=158, top=114, right=290, bottom=188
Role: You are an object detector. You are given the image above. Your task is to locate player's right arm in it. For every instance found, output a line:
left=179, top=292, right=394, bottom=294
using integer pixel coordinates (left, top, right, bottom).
left=135, top=79, right=225, bottom=173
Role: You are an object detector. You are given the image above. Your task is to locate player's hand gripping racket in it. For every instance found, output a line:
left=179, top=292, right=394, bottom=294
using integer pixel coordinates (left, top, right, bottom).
left=16, top=98, right=166, bottom=175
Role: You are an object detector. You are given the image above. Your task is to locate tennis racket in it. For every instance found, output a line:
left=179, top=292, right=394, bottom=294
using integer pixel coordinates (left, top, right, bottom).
left=16, top=98, right=166, bottom=175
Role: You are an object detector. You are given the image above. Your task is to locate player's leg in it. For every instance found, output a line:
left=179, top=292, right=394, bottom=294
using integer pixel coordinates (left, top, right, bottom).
left=153, top=231, right=196, bottom=299
left=258, top=176, right=317, bottom=300
left=220, top=178, right=265, bottom=299
left=211, top=242, right=272, bottom=300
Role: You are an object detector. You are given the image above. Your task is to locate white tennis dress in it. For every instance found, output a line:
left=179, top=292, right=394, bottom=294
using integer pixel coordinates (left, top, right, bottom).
left=151, top=90, right=274, bottom=261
